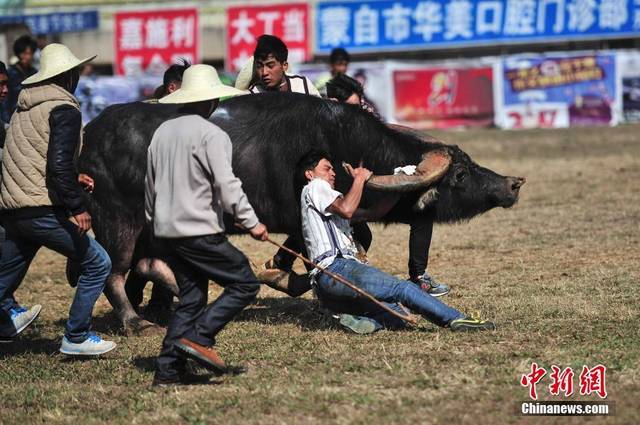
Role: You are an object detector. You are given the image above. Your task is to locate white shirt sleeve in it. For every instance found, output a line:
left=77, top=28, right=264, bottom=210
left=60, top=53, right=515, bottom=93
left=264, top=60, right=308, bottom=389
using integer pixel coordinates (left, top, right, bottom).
left=307, top=178, right=343, bottom=216
left=305, top=77, right=321, bottom=97
left=144, top=145, right=155, bottom=224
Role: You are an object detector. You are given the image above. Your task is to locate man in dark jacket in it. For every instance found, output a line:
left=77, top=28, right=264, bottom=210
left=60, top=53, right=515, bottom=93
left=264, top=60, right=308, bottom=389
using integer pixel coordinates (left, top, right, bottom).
left=0, top=61, right=8, bottom=146
left=0, top=61, right=9, bottom=250
left=1, top=35, right=38, bottom=123
left=0, top=44, right=115, bottom=355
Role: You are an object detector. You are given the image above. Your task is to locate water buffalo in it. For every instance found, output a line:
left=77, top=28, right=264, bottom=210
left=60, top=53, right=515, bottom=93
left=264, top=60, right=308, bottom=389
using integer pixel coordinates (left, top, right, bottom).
left=75, top=93, right=525, bottom=333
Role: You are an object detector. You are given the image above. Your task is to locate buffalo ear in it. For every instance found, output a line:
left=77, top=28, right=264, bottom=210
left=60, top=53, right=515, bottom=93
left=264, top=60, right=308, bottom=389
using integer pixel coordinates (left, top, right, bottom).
left=413, top=188, right=439, bottom=211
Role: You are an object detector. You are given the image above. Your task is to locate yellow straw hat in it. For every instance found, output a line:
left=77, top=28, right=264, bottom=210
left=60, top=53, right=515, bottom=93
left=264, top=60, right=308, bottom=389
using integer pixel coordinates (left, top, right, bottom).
left=160, top=64, right=246, bottom=104
left=22, top=43, right=96, bottom=85
left=234, top=56, right=255, bottom=90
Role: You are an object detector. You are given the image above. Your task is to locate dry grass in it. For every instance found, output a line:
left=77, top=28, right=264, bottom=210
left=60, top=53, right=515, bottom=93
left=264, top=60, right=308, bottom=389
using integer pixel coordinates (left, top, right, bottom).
left=1, top=125, right=638, bottom=424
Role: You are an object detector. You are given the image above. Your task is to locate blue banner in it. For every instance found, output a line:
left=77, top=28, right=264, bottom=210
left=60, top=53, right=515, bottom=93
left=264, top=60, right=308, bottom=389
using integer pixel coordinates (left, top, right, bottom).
left=0, top=11, right=99, bottom=34
left=316, top=0, right=640, bottom=53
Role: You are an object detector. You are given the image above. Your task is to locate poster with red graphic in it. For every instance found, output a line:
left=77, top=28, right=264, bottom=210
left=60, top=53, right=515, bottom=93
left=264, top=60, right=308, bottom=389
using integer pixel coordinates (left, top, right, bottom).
left=496, top=53, right=619, bottom=129
left=226, top=3, right=310, bottom=72
left=114, top=8, right=199, bottom=76
left=392, top=66, right=494, bottom=129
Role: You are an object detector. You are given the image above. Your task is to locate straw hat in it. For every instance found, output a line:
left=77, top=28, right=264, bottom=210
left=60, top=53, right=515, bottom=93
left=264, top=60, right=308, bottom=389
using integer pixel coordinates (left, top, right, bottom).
left=160, top=64, right=246, bottom=104
left=234, top=56, right=255, bottom=90
left=22, top=43, right=96, bottom=85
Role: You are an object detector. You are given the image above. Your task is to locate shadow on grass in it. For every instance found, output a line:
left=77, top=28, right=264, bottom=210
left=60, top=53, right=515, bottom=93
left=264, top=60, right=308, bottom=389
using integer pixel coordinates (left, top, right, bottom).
left=53, top=311, right=131, bottom=336
left=236, top=297, right=419, bottom=333
left=132, top=355, right=246, bottom=378
left=235, top=297, right=338, bottom=331
left=0, top=337, right=60, bottom=357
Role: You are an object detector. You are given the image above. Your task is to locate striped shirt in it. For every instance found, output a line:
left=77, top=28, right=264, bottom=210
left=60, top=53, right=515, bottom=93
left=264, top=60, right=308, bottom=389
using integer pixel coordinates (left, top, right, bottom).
left=300, top=178, right=359, bottom=276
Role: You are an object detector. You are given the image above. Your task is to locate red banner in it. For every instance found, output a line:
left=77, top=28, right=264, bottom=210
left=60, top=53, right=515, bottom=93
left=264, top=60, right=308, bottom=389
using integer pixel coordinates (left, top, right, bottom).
left=114, top=8, right=200, bottom=76
left=393, top=67, right=494, bottom=129
left=226, top=3, right=310, bottom=72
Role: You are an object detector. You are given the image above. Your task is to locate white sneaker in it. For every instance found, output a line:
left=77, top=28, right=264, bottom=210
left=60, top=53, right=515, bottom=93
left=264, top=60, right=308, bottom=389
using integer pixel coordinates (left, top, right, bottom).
left=0, top=304, right=42, bottom=340
left=59, top=333, right=116, bottom=356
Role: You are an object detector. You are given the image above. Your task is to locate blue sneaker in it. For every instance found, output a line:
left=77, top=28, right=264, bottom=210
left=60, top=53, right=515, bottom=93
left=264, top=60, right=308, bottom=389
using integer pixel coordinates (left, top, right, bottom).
left=413, top=274, right=450, bottom=297
left=59, top=333, right=116, bottom=356
left=0, top=304, right=42, bottom=340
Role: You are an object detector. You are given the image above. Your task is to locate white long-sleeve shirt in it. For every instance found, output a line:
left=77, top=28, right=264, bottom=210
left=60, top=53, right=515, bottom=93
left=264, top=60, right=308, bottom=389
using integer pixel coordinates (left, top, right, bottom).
left=145, top=114, right=259, bottom=238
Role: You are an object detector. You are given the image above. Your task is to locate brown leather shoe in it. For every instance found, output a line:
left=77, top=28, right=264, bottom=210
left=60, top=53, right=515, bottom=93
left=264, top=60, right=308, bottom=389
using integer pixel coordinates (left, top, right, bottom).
left=174, top=338, right=227, bottom=374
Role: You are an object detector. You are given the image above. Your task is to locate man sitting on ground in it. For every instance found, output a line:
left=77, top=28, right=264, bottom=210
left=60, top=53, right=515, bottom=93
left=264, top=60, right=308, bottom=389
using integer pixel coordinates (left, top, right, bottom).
left=325, top=73, right=449, bottom=297
left=296, top=150, right=495, bottom=332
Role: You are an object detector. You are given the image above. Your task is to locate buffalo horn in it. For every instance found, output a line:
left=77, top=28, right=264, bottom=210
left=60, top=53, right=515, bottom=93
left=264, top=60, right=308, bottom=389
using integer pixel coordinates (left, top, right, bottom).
left=365, top=150, right=451, bottom=192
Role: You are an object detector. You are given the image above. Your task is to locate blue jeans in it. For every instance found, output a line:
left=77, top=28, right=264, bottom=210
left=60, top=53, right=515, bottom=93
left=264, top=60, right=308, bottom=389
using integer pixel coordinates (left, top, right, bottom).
left=315, top=258, right=463, bottom=327
left=0, top=212, right=111, bottom=342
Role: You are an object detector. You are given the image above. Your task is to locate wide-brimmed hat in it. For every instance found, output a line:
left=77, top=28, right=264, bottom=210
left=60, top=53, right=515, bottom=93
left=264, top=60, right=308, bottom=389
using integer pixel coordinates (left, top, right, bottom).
left=234, top=56, right=254, bottom=90
left=22, top=43, right=96, bottom=85
left=160, top=64, right=246, bottom=104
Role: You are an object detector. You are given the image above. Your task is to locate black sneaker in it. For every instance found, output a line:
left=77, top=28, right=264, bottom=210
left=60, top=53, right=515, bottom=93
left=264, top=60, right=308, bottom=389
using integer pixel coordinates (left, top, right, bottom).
left=412, top=274, right=450, bottom=297
left=449, top=316, right=496, bottom=331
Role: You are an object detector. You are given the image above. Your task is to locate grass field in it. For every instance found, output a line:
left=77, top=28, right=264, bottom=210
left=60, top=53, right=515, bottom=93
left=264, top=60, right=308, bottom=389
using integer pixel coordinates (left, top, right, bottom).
left=0, top=125, right=638, bottom=424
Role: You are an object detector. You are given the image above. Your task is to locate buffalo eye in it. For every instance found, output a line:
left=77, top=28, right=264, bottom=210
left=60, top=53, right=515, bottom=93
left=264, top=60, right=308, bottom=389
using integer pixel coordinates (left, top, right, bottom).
left=454, top=168, right=467, bottom=183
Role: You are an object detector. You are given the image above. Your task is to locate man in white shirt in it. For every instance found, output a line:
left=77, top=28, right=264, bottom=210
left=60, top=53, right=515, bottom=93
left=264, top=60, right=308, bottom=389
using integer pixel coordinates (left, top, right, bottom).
left=297, top=150, right=496, bottom=332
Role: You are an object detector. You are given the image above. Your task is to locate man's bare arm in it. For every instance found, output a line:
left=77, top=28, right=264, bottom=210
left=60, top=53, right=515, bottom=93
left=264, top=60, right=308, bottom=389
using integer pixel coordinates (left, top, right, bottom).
left=327, top=166, right=372, bottom=219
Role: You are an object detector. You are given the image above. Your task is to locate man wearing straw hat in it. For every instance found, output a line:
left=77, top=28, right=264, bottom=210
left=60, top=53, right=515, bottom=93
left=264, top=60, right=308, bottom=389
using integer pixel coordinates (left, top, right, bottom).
left=146, top=64, right=269, bottom=386
left=0, top=44, right=115, bottom=355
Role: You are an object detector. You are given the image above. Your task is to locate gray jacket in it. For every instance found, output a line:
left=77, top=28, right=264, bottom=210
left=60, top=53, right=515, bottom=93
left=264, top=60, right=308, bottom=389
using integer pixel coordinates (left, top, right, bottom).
left=145, top=114, right=259, bottom=238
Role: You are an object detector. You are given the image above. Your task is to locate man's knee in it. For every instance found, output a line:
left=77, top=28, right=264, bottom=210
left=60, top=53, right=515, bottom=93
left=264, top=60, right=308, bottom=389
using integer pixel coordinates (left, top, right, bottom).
left=95, top=251, right=112, bottom=277
left=237, top=280, right=260, bottom=301
left=84, top=242, right=112, bottom=280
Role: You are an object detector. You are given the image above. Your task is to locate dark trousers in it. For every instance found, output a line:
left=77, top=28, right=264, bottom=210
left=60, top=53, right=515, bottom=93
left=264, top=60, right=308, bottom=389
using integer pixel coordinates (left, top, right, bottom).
left=155, top=233, right=260, bottom=379
left=0, top=212, right=111, bottom=342
left=408, top=215, right=434, bottom=280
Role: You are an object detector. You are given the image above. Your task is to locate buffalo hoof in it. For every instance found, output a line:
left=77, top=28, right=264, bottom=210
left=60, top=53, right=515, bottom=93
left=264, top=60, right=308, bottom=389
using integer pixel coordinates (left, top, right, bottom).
left=125, top=317, right=165, bottom=336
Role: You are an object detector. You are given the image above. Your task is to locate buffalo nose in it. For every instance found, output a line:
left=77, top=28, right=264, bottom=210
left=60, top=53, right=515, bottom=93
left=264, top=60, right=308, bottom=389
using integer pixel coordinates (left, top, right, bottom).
left=509, top=176, right=526, bottom=191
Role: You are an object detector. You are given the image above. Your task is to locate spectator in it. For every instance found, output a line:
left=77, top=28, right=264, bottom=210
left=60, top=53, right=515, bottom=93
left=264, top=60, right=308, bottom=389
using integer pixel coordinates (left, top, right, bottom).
left=326, top=73, right=380, bottom=118
left=0, top=62, right=6, bottom=251
left=2, top=35, right=38, bottom=122
left=316, top=47, right=351, bottom=94
left=249, top=35, right=319, bottom=96
left=0, top=61, right=9, bottom=131
left=149, top=59, right=191, bottom=101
